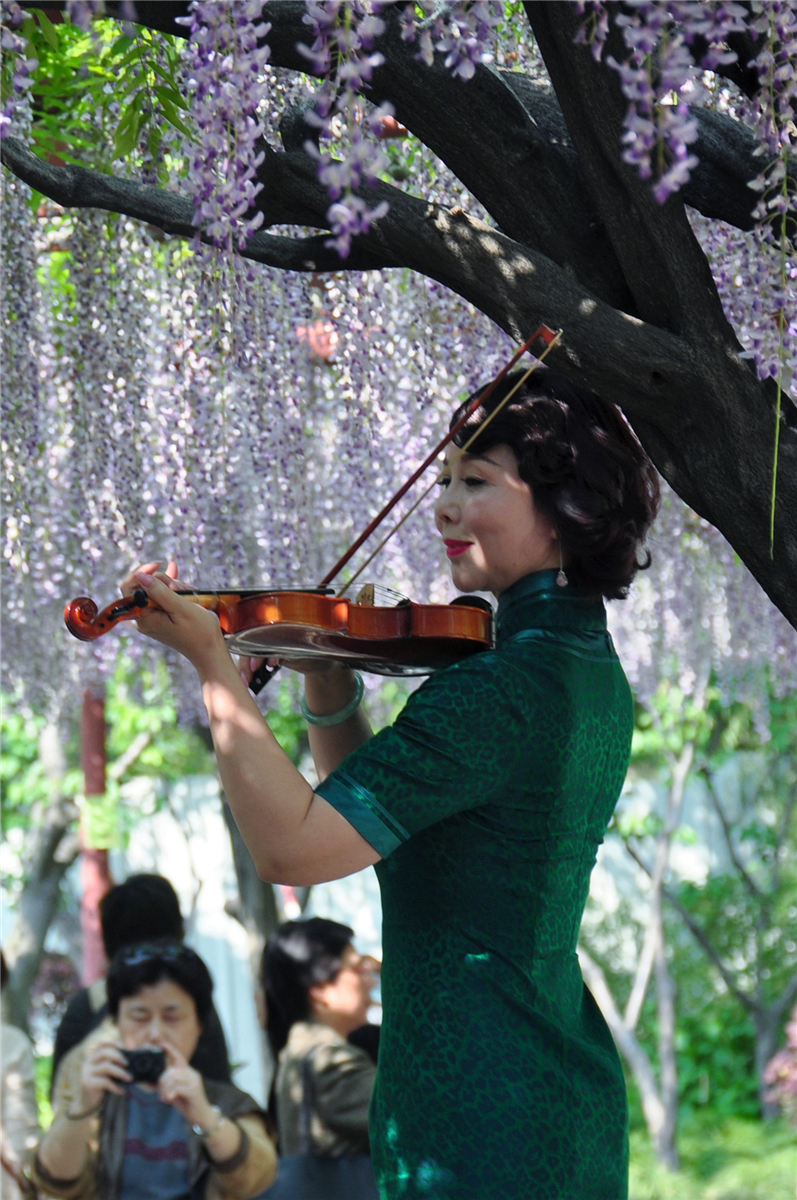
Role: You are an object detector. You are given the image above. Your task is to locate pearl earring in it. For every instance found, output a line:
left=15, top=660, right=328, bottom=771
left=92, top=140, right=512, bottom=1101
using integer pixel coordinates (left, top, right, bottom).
left=556, top=542, right=568, bottom=588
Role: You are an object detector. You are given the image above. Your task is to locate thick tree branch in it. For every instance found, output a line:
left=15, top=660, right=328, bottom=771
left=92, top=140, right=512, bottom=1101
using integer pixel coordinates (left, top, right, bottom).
left=0, top=137, right=398, bottom=272
left=104, top=1, right=795, bottom=290
left=526, top=1, right=736, bottom=341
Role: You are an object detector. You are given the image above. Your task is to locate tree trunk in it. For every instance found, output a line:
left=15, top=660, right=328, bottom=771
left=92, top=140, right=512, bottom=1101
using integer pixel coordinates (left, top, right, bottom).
left=3, top=724, right=79, bottom=1031
left=221, top=797, right=280, bottom=964
left=653, top=905, right=680, bottom=1170
left=577, top=947, right=669, bottom=1151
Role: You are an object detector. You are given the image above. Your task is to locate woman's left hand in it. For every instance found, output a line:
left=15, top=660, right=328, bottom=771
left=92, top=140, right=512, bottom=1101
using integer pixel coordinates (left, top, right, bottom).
left=156, top=1037, right=215, bottom=1130
left=119, top=562, right=226, bottom=669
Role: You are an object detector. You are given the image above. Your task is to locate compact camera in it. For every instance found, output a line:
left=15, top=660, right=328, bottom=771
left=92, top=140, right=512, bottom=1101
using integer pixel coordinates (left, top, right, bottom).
left=123, top=1047, right=166, bottom=1084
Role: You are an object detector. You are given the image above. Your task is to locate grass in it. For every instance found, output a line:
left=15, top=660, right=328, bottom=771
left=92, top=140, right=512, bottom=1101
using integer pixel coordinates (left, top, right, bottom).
left=629, top=1116, right=796, bottom=1200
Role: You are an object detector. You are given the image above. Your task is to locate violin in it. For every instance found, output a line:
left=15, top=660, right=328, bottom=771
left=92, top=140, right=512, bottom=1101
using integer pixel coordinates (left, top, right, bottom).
left=64, top=324, right=560, bottom=690
left=64, top=586, right=494, bottom=679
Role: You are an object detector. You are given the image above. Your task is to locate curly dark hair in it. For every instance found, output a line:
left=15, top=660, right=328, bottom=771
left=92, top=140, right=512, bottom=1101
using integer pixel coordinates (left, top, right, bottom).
left=260, top=918, right=353, bottom=1058
left=450, top=368, right=660, bottom=599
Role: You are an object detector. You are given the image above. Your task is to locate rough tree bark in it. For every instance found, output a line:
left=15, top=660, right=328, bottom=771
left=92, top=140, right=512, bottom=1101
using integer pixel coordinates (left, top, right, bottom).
left=4, top=1, right=796, bottom=629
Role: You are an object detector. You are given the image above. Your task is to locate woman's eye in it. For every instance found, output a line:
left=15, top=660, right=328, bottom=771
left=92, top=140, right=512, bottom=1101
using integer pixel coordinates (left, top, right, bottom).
left=464, top=476, right=486, bottom=488
left=437, top=475, right=451, bottom=489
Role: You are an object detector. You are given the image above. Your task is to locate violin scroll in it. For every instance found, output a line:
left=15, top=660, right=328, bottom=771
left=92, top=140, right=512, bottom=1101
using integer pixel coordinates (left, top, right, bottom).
left=64, top=590, right=149, bottom=641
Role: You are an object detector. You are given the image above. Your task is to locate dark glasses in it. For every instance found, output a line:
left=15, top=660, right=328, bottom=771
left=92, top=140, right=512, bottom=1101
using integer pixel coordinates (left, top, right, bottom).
left=117, top=942, right=198, bottom=967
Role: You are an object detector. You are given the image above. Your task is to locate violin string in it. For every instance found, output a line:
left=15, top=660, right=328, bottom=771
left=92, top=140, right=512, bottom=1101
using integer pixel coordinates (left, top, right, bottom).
left=336, top=332, right=562, bottom=598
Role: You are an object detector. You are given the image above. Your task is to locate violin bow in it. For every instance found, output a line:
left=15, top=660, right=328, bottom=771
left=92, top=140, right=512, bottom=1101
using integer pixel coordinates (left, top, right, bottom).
left=321, top=324, right=562, bottom=595
left=249, top=325, right=561, bottom=697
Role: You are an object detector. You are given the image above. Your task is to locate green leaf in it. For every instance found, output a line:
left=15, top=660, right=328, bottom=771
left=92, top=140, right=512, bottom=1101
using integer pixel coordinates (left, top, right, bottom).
left=32, top=8, right=60, bottom=50
left=113, top=111, right=142, bottom=159
left=156, top=96, right=193, bottom=140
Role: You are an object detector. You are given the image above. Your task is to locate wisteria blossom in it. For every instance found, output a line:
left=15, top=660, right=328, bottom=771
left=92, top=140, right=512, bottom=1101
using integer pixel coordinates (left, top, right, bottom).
left=297, top=1, right=393, bottom=257
left=1, top=2, right=796, bottom=725
left=0, top=0, right=36, bottom=140
left=177, top=0, right=272, bottom=251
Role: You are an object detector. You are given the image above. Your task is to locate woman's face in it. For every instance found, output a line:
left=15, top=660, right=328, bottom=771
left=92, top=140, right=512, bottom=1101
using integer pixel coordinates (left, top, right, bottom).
left=117, top=978, right=202, bottom=1063
left=309, top=945, right=373, bottom=1036
left=434, top=444, right=559, bottom=597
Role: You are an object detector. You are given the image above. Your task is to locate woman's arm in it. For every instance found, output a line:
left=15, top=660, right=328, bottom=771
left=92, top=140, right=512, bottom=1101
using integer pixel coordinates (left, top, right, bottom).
left=210, top=1115, right=277, bottom=1200
left=37, top=1038, right=130, bottom=1182
left=126, top=573, right=380, bottom=884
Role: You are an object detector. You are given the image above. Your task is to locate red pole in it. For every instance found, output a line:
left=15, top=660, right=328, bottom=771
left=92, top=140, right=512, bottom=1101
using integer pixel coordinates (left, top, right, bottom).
left=80, top=688, right=113, bottom=985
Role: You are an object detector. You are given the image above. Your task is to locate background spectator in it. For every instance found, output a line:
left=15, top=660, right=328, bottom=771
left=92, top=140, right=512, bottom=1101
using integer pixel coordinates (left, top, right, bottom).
left=34, top=940, right=276, bottom=1200
left=262, top=919, right=377, bottom=1164
left=51, top=874, right=230, bottom=1094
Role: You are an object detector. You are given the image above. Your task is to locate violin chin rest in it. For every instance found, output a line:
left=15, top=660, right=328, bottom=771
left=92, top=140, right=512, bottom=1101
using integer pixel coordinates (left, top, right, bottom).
left=449, top=594, right=493, bottom=615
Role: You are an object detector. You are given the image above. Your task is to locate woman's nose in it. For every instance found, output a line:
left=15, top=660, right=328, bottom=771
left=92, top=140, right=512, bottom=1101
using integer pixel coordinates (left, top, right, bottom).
left=145, top=1018, right=162, bottom=1044
left=434, top=487, right=458, bottom=527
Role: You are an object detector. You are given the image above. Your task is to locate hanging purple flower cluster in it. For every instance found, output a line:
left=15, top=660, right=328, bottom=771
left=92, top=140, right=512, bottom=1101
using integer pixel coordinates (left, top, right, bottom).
left=744, top=2, right=797, bottom=231
left=607, top=479, right=797, bottom=727
left=0, top=0, right=37, bottom=140
left=689, top=210, right=796, bottom=389
left=63, top=0, right=103, bottom=32
left=297, top=1, right=393, bottom=258
left=177, top=0, right=272, bottom=251
left=400, top=1, right=502, bottom=80
left=575, top=2, right=796, bottom=209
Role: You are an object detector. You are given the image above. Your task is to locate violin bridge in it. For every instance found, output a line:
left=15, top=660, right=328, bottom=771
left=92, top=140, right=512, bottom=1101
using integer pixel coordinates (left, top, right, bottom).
left=356, top=583, right=375, bottom=606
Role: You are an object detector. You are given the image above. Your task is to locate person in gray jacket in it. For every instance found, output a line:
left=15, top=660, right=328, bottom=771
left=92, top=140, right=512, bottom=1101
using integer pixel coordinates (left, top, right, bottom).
left=261, top=920, right=377, bottom=1158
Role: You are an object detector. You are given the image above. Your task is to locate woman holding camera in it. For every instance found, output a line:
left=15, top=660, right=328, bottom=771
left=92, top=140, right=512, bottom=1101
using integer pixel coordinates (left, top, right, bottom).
left=33, top=941, right=277, bottom=1200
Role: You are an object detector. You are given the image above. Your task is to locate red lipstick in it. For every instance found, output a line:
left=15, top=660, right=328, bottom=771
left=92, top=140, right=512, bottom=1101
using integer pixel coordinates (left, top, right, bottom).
left=444, top=540, right=472, bottom=558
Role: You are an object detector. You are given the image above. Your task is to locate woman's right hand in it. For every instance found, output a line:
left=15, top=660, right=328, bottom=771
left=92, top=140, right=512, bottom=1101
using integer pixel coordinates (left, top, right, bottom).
left=73, top=1039, right=132, bottom=1115
left=237, top=655, right=341, bottom=690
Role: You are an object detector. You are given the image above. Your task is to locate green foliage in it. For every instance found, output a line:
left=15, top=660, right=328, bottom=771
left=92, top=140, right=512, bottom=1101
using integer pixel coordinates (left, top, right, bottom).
left=105, top=654, right=215, bottom=781
left=1, top=656, right=215, bottom=850
left=264, top=677, right=308, bottom=766
left=628, top=1116, right=796, bottom=1200
left=1, top=700, right=76, bottom=833
left=674, top=987, right=760, bottom=1121
left=630, top=684, right=758, bottom=772
left=588, top=684, right=797, bottom=1127
left=4, top=11, right=189, bottom=188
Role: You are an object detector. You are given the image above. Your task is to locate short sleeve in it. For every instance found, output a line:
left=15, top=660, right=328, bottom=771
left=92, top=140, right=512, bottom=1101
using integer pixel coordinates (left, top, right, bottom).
left=315, top=653, right=525, bottom=858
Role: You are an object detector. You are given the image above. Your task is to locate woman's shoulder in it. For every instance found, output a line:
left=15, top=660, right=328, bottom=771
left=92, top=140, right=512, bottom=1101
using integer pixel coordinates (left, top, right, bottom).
left=280, top=1021, right=346, bottom=1061
left=279, top=1023, right=374, bottom=1077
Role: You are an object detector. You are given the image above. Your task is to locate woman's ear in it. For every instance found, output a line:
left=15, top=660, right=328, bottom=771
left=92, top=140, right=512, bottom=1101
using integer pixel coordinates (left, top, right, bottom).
left=308, top=981, right=330, bottom=1018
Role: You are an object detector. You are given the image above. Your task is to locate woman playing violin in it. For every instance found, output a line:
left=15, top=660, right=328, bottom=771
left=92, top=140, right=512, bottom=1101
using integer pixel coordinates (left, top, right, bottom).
left=122, top=368, right=659, bottom=1200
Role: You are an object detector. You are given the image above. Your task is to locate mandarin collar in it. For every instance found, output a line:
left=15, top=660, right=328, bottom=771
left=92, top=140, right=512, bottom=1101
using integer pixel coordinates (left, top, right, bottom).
left=495, top=569, right=606, bottom=643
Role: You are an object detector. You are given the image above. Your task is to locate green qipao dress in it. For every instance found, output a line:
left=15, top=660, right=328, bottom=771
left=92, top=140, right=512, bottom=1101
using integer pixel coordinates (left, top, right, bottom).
left=315, top=569, right=633, bottom=1200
